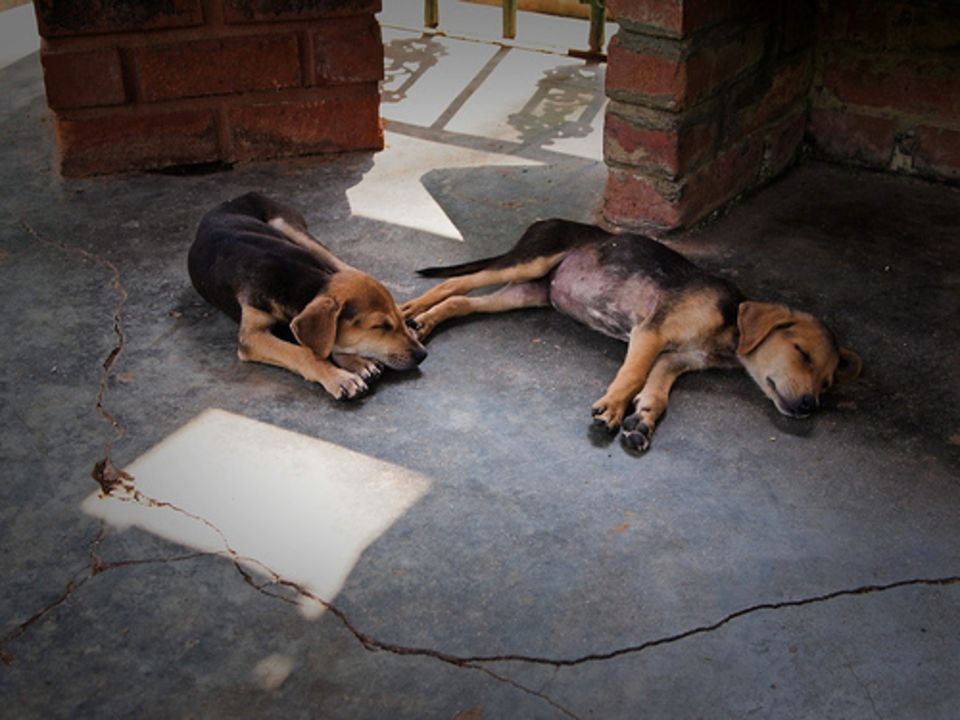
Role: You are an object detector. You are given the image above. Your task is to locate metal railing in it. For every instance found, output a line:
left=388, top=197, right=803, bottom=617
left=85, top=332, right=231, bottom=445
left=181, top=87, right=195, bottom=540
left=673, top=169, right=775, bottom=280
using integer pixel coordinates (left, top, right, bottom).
left=423, top=0, right=607, bottom=57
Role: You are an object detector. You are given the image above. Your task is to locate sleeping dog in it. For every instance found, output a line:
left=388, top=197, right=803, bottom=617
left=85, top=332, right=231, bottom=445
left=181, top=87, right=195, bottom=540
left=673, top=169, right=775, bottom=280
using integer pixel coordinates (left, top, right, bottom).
left=402, top=219, right=861, bottom=452
left=189, top=192, right=426, bottom=399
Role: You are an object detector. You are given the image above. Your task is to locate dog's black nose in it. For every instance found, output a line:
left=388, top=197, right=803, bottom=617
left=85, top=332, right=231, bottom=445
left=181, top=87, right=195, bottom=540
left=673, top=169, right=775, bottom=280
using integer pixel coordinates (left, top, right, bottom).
left=797, top=394, right=817, bottom=414
left=411, top=347, right=428, bottom=365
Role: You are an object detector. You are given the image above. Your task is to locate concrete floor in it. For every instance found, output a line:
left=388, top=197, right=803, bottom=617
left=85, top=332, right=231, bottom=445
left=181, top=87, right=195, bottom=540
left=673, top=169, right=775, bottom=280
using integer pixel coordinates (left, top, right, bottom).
left=2, top=23, right=960, bottom=720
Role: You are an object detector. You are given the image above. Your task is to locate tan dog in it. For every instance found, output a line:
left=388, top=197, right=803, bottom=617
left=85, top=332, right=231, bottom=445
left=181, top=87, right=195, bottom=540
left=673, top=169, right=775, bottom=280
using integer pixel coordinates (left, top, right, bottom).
left=189, top=193, right=426, bottom=399
left=403, top=219, right=860, bottom=452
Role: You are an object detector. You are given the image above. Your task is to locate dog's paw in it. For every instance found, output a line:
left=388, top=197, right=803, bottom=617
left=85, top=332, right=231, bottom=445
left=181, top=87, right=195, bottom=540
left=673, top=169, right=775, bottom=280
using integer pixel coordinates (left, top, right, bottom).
left=410, top=314, right=435, bottom=341
left=321, top=368, right=368, bottom=400
left=400, top=299, right=428, bottom=319
left=333, top=353, right=383, bottom=382
left=359, top=360, right=383, bottom=382
left=620, top=413, right=653, bottom=453
left=591, top=397, right=627, bottom=432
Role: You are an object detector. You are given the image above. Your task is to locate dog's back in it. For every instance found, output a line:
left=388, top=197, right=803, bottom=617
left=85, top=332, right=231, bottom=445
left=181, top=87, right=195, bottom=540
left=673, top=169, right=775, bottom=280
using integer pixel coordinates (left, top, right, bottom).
left=189, top=193, right=336, bottom=323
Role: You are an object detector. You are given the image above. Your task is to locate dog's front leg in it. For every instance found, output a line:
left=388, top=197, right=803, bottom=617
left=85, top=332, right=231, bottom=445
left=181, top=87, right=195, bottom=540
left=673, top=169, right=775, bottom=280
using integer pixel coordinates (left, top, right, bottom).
left=238, top=305, right=368, bottom=399
left=591, top=326, right=664, bottom=431
left=620, top=350, right=705, bottom=452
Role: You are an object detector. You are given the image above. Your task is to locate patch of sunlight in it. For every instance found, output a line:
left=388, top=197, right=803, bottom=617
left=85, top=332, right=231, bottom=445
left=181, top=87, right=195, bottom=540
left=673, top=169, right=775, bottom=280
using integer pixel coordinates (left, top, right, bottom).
left=0, top=4, right=39, bottom=70
left=445, top=50, right=606, bottom=160
left=81, top=409, right=430, bottom=618
left=345, top=130, right=540, bottom=241
left=382, top=27, right=501, bottom=127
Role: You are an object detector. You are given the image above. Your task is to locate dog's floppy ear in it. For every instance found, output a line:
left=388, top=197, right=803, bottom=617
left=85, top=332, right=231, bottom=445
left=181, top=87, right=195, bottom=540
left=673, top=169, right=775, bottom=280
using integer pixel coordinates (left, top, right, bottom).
left=834, top=347, right=862, bottom=384
left=736, top=301, right=793, bottom=356
left=291, top=295, right=340, bottom=358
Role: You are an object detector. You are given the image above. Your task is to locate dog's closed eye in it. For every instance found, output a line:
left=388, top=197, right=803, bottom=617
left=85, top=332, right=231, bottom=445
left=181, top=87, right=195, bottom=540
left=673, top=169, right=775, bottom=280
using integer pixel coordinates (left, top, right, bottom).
left=794, top=343, right=812, bottom=365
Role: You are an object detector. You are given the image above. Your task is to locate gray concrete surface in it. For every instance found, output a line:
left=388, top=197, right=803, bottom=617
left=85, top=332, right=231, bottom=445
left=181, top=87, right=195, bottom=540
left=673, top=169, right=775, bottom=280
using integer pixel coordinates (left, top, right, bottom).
left=2, top=29, right=959, bottom=720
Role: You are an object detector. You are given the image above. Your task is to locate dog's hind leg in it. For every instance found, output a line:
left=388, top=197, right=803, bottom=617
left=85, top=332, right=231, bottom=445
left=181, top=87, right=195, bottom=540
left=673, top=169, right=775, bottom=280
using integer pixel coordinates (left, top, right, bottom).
left=237, top=304, right=368, bottom=399
left=411, top=281, right=550, bottom=339
left=591, top=326, right=666, bottom=431
left=620, top=350, right=707, bottom=452
left=401, top=253, right=567, bottom=320
left=267, top=217, right=351, bottom=272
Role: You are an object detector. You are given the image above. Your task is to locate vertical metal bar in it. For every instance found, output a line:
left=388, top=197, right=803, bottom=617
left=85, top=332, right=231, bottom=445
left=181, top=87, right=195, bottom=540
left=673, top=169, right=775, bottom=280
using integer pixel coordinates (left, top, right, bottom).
left=425, top=0, right=439, bottom=28
left=503, top=0, right=518, bottom=40
left=588, top=0, right=605, bottom=54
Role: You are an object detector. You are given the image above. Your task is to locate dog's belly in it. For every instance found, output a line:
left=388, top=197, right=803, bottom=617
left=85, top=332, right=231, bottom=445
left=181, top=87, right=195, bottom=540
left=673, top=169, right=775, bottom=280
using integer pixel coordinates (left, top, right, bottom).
left=548, top=246, right=661, bottom=341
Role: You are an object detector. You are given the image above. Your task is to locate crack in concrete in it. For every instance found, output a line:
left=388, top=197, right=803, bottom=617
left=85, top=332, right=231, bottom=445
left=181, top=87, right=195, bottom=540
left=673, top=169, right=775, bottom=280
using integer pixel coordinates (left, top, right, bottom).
left=7, top=219, right=580, bottom=718
left=18, top=219, right=129, bottom=468
left=457, top=575, right=960, bottom=667
left=7, top=220, right=960, bottom=720
left=840, top=647, right=884, bottom=720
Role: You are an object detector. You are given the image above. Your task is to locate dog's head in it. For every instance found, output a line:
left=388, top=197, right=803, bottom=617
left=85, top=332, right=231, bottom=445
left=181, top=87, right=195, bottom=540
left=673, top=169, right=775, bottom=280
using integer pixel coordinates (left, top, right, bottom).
left=736, top=301, right=861, bottom=418
left=290, top=270, right=427, bottom=371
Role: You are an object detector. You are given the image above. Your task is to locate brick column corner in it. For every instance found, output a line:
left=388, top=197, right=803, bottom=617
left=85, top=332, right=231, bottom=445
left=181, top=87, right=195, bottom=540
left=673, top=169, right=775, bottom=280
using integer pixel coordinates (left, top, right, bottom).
left=810, top=0, right=960, bottom=183
left=602, top=0, right=815, bottom=231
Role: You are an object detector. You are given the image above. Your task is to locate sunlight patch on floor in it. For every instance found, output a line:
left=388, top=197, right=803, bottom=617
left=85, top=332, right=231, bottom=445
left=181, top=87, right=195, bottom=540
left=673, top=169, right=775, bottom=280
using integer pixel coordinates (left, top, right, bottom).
left=82, top=409, right=430, bottom=617
left=346, top=130, right=540, bottom=241
left=0, top=4, right=39, bottom=70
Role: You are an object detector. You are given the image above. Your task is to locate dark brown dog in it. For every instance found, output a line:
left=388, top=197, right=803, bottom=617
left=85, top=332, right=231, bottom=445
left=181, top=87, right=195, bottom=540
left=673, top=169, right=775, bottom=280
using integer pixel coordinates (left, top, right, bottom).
left=189, top=193, right=426, bottom=399
left=402, top=219, right=861, bottom=452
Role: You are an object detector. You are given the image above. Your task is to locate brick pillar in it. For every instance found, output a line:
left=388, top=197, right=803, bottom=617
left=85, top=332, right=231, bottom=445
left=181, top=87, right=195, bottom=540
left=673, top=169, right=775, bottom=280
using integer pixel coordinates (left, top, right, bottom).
left=602, top=0, right=815, bottom=231
left=34, top=0, right=384, bottom=176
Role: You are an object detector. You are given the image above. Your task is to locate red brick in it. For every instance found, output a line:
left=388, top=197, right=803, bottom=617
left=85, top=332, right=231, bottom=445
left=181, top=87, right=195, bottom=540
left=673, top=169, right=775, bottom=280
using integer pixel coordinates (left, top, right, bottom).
left=313, top=15, right=383, bottom=85
left=227, top=85, right=382, bottom=161
left=603, top=167, right=683, bottom=230
left=761, top=109, right=807, bottom=181
left=55, top=109, right=219, bottom=176
left=606, top=0, right=683, bottom=37
left=808, top=108, right=898, bottom=167
left=41, top=48, right=126, bottom=110
left=607, top=24, right=765, bottom=111
left=684, top=21, right=767, bottom=105
left=681, top=0, right=765, bottom=36
left=605, top=36, right=687, bottom=110
left=682, top=134, right=764, bottom=222
left=607, top=0, right=763, bottom=38
left=605, top=130, right=775, bottom=230
left=817, top=0, right=960, bottom=52
left=913, top=126, right=960, bottom=181
left=135, top=34, right=302, bottom=102
left=903, top=6, right=960, bottom=52
left=603, top=109, right=717, bottom=177
left=726, top=51, right=812, bottom=143
left=224, top=0, right=381, bottom=23
left=34, top=0, right=202, bottom=38
left=821, top=53, right=960, bottom=123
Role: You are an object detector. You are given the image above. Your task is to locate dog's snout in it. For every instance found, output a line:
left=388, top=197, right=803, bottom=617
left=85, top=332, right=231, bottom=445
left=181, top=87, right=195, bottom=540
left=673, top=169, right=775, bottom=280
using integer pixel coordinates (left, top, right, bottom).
left=411, top=346, right=428, bottom=366
left=799, top=394, right=817, bottom=413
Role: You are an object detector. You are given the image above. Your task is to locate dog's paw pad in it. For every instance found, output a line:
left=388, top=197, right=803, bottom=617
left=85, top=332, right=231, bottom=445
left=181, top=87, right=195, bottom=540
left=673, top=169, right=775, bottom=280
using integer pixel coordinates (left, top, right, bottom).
left=620, top=417, right=652, bottom=454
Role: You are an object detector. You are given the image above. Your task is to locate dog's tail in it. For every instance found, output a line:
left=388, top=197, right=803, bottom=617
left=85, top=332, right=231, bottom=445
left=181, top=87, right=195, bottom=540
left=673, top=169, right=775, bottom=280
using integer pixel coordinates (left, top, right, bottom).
left=416, top=254, right=505, bottom=278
